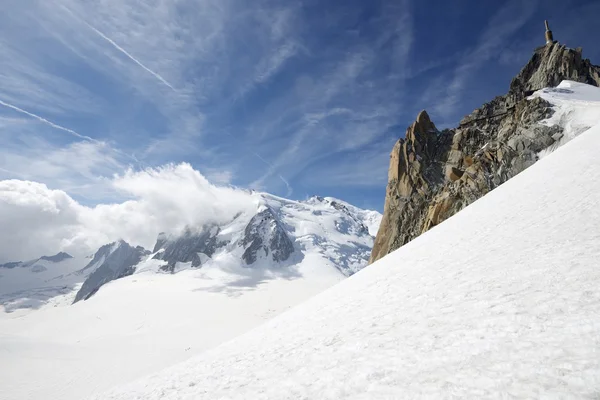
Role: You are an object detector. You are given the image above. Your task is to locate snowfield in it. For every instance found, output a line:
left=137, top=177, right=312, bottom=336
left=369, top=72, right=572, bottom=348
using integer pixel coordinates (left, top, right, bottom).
left=0, top=255, right=85, bottom=312
left=0, top=193, right=378, bottom=400
left=532, top=80, right=600, bottom=158
left=0, top=259, right=345, bottom=400
left=90, top=82, right=600, bottom=399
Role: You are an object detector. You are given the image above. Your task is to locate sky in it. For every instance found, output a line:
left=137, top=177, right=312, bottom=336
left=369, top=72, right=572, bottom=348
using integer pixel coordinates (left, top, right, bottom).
left=0, top=0, right=599, bottom=218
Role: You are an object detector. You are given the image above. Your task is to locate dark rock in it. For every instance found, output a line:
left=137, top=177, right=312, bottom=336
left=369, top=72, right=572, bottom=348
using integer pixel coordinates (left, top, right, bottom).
left=152, top=232, right=168, bottom=253
left=241, top=208, right=294, bottom=265
left=0, top=261, right=23, bottom=269
left=73, top=241, right=149, bottom=303
left=152, top=227, right=225, bottom=272
left=40, top=252, right=73, bottom=263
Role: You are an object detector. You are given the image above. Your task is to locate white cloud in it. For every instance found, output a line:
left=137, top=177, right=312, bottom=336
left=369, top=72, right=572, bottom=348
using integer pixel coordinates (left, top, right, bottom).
left=0, top=180, right=82, bottom=263
left=0, top=136, right=127, bottom=200
left=0, top=164, right=256, bottom=263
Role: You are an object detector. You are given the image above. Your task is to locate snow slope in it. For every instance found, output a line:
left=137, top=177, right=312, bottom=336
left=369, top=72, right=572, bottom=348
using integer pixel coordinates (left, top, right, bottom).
left=0, top=255, right=85, bottom=312
left=0, top=194, right=379, bottom=400
left=93, top=85, right=600, bottom=399
left=0, top=261, right=343, bottom=400
left=532, top=80, right=600, bottom=158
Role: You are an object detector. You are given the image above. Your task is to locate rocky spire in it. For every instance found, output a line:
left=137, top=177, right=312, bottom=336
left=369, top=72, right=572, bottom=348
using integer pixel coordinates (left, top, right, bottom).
left=509, top=42, right=600, bottom=101
left=370, top=40, right=600, bottom=264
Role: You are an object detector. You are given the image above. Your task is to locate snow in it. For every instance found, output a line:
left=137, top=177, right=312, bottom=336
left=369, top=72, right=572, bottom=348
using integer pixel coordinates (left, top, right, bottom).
left=0, top=262, right=343, bottom=400
left=0, top=256, right=85, bottom=312
left=92, top=83, right=600, bottom=399
left=0, top=191, right=377, bottom=400
left=531, top=80, right=600, bottom=158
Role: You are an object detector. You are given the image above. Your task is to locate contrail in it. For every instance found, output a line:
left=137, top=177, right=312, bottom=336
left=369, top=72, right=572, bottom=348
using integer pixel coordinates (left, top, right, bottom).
left=278, top=174, right=293, bottom=197
left=0, top=99, right=97, bottom=142
left=60, top=5, right=175, bottom=91
left=83, top=21, right=176, bottom=91
left=251, top=151, right=273, bottom=167
left=251, top=151, right=293, bottom=196
left=0, top=99, right=142, bottom=167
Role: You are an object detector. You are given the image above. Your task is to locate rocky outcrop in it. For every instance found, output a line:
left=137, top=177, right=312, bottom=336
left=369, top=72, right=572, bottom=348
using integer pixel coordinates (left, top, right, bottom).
left=370, top=41, right=600, bottom=263
left=152, top=227, right=226, bottom=273
left=509, top=44, right=600, bottom=100
left=74, top=241, right=149, bottom=302
left=241, top=208, right=294, bottom=265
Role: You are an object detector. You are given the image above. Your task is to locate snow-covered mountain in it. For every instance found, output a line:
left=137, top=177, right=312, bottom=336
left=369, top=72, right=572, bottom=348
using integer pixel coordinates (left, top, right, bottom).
left=64, top=193, right=380, bottom=303
left=74, top=241, right=150, bottom=303
left=90, top=81, right=600, bottom=400
left=0, top=193, right=381, bottom=400
left=0, top=251, right=73, bottom=270
left=1, top=194, right=380, bottom=310
left=0, top=252, right=85, bottom=312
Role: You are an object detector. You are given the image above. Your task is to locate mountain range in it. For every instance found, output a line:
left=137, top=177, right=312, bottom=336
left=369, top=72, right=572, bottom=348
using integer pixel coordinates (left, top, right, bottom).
left=2, top=29, right=600, bottom=400
left=89, top=37, right=600, bottom=400
left=0, top=193, right=381, bottom=311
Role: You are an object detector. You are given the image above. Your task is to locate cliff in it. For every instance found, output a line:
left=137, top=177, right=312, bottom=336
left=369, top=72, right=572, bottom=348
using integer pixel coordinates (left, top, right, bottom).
left=370, top=42, right=600, bottom=263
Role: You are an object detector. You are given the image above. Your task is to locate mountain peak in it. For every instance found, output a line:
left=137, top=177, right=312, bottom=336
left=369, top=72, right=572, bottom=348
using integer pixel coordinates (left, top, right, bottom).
left=509, top=41, right=600, bottom=102
left=39, top=252, right=73, bottom=263
left=415, top=109, right=433, bottom=128
left=371, top=40, right=600, bottom=263
left=73, top=240, right=149, bottom=303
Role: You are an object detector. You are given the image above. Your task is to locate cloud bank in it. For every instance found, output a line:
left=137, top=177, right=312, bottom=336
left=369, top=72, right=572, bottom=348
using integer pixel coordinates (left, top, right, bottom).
left=0, top=164, right=256, bottom=263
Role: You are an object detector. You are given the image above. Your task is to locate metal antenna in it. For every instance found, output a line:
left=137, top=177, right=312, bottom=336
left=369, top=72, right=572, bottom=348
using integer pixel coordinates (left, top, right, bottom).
left=544, top=20, right=554, bottom=44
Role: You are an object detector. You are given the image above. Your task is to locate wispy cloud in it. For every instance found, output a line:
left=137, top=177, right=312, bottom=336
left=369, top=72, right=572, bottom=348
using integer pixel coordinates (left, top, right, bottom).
left=0, top=135, right=124, bottom=202
left=3, top=0, right=583, bottom=208
left=61, top=5, right=176, bottom=91
left=0, top=99, right=96, bottom=142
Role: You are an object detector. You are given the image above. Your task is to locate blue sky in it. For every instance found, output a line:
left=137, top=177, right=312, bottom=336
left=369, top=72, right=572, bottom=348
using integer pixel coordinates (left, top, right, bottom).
left=1, top=0, right=599, bottom=212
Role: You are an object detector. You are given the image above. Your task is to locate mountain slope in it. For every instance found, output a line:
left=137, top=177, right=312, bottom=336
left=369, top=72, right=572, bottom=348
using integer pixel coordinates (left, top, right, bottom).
left=0, top=194, right=380, bottom=400
left=93, top=85, right=600, bottom=399
left=73, top=241, right=149, bottom=303
left=0, top=252, right=83, bottom=312
left=371, top=41, right=600, bottom=263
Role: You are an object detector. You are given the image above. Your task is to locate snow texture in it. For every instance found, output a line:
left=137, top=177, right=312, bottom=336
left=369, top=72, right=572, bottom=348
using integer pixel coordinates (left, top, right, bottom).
left=92, top=83, right=600, bottom=399
left=0, top=193, right=379, bottom=400
left=531, top=80, right=600, bottom=158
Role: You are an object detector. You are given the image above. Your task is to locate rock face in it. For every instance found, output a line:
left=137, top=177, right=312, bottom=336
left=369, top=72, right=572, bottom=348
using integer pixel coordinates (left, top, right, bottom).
left=74, top=241, right=149, bottom=302
left=152, top=227, right=226, bottom=273
left=241, top=208, right=295, bottom=265
left=370, top=42, right=600, bottom=263
left=509, top=43, right=600, bottom=100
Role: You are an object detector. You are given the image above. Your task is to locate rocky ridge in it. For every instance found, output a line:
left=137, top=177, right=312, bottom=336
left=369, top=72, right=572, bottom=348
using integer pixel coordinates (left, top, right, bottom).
left=0, top=252, right=74, bottom=269
left=73, top=241, right=149, bottom=303
left=371, top=41, right=600, bottom=263
left=71, top=194, right=379, bottom=302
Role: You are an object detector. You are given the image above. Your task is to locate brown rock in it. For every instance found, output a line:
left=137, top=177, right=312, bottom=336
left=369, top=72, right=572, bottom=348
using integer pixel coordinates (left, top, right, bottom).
left=370, top=40, right=600, bottom=264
